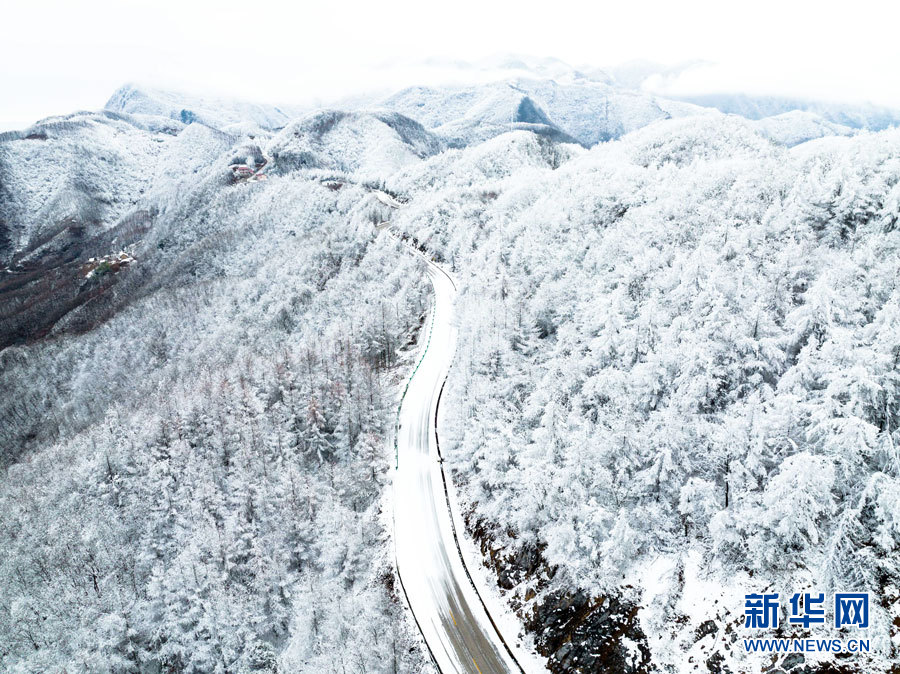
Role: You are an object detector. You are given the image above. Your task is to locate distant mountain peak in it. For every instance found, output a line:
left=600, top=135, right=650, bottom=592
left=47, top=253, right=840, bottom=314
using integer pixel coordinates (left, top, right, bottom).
left=105, top=84, right=307, bottom=132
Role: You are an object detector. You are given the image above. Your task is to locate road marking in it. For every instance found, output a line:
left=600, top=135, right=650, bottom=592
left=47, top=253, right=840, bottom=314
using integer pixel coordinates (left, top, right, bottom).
left=450, top=609, right=457, bottom=626
left=472, top=657, right=482, bottom=674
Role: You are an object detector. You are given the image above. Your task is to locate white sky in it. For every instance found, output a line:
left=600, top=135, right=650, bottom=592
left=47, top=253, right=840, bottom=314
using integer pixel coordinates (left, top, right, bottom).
left=2, top=0, right=899, bottom=130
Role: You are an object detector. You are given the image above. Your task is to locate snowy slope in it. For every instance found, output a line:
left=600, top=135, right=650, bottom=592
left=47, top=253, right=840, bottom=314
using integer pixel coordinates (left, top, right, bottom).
left=266, top=110, right=445, bottom=180
left=0, top=109, right=245, bottom=268
left=378, top=78, right=678, bottom=147
left=106, top=84, right=307, bottom=131
left=0, top=111, right=162, bottom=264
left=673, top=91, right=900, bottom=130
left=753, top=109, right=856, bottom=146
left=370, top=57, right=900, bottom=149
left=601, top=59, right=900, bottom=131
left=0, top=101, right=436, bottom=673
left=383, top=113, right=900, bottom=674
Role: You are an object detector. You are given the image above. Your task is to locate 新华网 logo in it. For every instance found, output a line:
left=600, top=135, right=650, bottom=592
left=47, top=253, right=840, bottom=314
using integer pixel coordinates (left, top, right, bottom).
left=743, top=592, right=869, bottom=630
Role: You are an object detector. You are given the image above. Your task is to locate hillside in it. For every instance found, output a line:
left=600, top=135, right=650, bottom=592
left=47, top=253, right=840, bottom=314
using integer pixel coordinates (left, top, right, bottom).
left=753, top=110, right=856, bottom=146
left=676, top=91, right=900, bottom=130
left=0, top=111, right=163, bottom=264
left=267, top=110, right=445, bottom=178
left=384, top=113, right=900, bottom=673
left=377, top=79, right=683, bottom=147
left=0, top=109, right=440, bottom=671
left=106, top=84, right=306, bottom=131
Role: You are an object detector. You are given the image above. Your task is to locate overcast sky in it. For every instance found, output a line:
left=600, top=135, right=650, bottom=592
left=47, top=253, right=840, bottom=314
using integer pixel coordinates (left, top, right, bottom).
left=3, top=0, right=899, bottom=130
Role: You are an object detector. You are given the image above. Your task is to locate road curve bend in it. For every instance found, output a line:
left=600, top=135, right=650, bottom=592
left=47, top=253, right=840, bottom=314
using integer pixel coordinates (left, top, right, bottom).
left=393, top=256, right=526, bottom=674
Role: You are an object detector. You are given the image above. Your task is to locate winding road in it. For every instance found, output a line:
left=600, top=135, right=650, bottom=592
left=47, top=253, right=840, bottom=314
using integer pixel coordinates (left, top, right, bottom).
left=392, top=242, right=526, bottom=674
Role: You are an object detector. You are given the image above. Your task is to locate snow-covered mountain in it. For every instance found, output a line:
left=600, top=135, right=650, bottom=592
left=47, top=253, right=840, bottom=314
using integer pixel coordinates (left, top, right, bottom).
left=377, top=79, right=684, bottom=147
left=106, top=83, right=307, bottom=131
left=102, top=60, right=900, bottom=153
left=2, top=69, right=900, bottom=673
left=0, top=103, right=434, bottom=672
left=385, top=115, right=900, bottom=673
left=266, top=110, right=445, bottom=178
left=605, top=59, right=900, bottom=131
left=0, top=110, right=237, bottom=267
left=753, top=109, right=856, bottom=146
left=677, top=91, right=900, bottom=129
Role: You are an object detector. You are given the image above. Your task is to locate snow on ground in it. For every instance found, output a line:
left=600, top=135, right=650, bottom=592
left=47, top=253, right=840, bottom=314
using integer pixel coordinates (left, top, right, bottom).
left=444, top=452, right=551, bottom=674
left=0, top=112, right=162, bottom=259
left=754, top=110, right=856, bottom=147
left=265, top=110, right=445, bottom=181
left=4, top=70, right=900, bottom=672
left=105, top=83, right=307, bottom=131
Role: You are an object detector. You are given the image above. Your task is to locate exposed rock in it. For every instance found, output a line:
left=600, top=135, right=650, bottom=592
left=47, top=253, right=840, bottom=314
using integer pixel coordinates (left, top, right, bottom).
left=696, top=620, right=718, bottom=640
left=781, top=653, right=805, bottom=670
left=706, top=651, right=731, bottom=673
left=526, top=590, right=653, bottom=674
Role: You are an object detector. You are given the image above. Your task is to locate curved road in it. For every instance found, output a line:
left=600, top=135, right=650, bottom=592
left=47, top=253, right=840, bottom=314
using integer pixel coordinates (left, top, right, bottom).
left=393, top=255, right=525, bottom=674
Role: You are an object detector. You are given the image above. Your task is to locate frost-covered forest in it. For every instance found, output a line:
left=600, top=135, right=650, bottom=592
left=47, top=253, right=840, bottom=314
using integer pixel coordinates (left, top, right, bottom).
left=2, top=66, right=900, bottom=673
left=385, top=118, right=900, bottom=671
left=0, top=110, right=435, bottom=672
